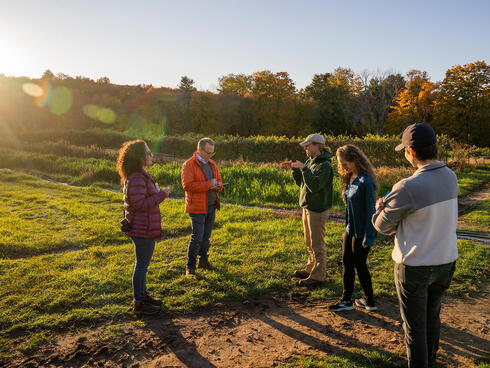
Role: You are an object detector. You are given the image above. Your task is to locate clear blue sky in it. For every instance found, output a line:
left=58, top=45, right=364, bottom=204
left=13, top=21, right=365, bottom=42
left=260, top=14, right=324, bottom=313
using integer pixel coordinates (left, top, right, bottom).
left=1, top=0, right=488, bottom=90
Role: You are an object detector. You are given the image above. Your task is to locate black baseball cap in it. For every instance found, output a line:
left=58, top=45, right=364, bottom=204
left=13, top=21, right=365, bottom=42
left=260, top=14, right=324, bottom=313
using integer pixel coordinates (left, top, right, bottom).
left=395, top=123, right=437, bottom=151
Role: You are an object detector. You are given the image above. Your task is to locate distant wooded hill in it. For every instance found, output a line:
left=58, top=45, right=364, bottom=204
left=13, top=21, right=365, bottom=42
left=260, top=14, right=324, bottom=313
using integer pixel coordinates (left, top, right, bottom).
left=0, top=61, right=488, bottom=146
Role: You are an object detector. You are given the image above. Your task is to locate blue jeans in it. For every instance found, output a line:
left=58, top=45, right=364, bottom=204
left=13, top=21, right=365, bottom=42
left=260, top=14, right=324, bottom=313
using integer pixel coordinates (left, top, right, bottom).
left=394, top=261, right=456, bottom=368
left=131, top=237, right=156, bottom=302
left=187, top=205, right=216, bottom=270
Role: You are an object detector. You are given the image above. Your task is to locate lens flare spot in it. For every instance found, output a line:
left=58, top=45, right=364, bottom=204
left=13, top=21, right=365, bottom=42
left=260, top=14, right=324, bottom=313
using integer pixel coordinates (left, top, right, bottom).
left=83, top=104, right=99, bottom=119
left=49, top=87, right=73, bottom=115
left=34, top=80, right=53, bottom=107
left=22, top=83, right=44, bottom=97
left=97, top=108, right=116, bottom=124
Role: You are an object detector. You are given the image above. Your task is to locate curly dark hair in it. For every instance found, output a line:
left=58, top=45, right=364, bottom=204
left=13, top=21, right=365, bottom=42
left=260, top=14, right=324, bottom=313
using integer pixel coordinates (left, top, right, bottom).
left=116, top=140, right=148, bottom=184
left=336, top=144, right=378, bottom=202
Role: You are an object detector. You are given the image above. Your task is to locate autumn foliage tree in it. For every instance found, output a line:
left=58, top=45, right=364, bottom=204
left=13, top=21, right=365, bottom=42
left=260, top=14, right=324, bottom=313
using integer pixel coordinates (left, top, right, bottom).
left=386, top=70, right=439, bottom=134
left=1, top=62, right=488, bottom=145
left=305, top=68, right=361, bottom=135
left=433, top=61, right=489, bottom=146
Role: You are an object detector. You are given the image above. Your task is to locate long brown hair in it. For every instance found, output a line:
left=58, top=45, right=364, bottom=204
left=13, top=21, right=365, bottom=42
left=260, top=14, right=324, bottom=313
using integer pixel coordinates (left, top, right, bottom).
left=116, top=140, right=148, bottom=184
left=336, top=144, right=378, bottom=202
left=316, top=143, right=332, bottom=154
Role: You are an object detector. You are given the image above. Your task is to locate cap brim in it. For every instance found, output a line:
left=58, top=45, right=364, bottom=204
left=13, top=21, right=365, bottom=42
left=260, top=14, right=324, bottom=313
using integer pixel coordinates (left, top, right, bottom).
left=395, top=143, right=406, bottom=151
left=299, top=140, right=310, bottom=146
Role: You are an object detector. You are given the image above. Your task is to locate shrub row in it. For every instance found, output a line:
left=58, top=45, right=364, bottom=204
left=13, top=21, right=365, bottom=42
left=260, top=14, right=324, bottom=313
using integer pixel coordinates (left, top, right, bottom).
left=0, top=139, right=117, bottom=161
left=6, top=128, right=464, bottom=167
left=0, top=148, right=344, bottom=209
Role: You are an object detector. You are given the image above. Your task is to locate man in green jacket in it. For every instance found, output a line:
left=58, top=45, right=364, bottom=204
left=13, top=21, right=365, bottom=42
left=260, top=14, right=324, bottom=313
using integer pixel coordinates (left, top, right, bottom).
left=290, top=134, right=334, bottom=287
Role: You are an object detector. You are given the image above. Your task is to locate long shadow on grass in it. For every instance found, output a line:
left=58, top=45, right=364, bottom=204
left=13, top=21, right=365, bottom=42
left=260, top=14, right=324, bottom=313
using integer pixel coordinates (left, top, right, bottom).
left=3, top=229, right=191, bottom=260
left=146, top=318, right=216, bottom=368
left=261, top=305, right=406, bottom=366
left=256, top=311, right=406, bottom=366
left=348, top=298, right=490, bottom=363
left=337, top=297, right=402, bottom=334
left=256, top=312, right=348, bottom=356
left=438, top=325, right=490, bottom=363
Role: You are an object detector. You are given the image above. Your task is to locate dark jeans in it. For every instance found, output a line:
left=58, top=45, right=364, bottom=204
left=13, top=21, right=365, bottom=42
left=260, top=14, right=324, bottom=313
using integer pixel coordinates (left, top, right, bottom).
left=131, top=237, right=156, bottom=302
left=342, top=232, right=374, bottom=301
left=187, top=205, right=216, bottom=270
left=394, top=261, right=456, bottom=368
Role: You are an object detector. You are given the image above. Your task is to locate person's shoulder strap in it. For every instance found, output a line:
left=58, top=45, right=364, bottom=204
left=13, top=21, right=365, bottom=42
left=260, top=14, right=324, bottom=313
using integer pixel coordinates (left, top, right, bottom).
left=123, top=179, right=129, bottom=218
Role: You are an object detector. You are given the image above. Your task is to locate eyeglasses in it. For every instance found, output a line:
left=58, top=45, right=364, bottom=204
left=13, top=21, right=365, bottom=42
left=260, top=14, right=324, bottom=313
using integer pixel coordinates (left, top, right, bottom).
left=202, top=149, right=215, bottom=156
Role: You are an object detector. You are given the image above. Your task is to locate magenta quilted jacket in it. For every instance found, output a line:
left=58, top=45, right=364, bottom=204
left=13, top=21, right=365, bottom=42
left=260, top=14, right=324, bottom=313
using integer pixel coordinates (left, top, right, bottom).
left=123, top=170, right=167, bottom=239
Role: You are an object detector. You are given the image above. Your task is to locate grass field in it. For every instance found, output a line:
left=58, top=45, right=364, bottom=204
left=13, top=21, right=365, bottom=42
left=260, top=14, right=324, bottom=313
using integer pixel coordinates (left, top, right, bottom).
left=460, top=199, right=490, bottom=232
left=0, top=147, right=346, bottom=209
left=1, top=146, right=488, bottom=214
left=280, top=349, right=407, bottom=368
left=0, top=135, right=488, bottom=363
left=0, top=170, right=189, bottom=258
left=457, top=167, right=490, bottom=196
left=0, top=170, right=488, bottom=360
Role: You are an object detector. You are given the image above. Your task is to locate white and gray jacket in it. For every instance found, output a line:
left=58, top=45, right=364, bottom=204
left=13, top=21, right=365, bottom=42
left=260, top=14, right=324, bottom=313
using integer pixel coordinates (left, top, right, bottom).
left=372, top=161, right=458, bottom=266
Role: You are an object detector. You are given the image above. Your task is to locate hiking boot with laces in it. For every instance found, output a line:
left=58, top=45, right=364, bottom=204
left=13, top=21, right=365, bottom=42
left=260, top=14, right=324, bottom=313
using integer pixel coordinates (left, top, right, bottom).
left=297, top=278, right=323, bottom=287
left=132, top=300, right=160, bottom=315
left=293, top=270, right=310, bottom=278
left=144, top=291, right=162, bottom=306
left=198, top=259, right=216, bottom=270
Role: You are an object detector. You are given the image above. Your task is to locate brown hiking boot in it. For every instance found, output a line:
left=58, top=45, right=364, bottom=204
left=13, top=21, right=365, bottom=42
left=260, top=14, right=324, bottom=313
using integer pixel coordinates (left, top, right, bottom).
left=294, top=270, right=310, bottom=278
left=144, top=291, right=162, bottom=306
left=186, top=267, right=196, bottom=277
left=198, top=259, right=216, bottom=270
left=132, top=300, right=160, bottom=315
left=297, top=278, right=323, bottom=287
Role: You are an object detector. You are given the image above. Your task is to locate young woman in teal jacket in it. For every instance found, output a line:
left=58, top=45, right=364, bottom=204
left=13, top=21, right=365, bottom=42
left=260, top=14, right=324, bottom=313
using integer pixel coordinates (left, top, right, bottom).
left=329, top=145, right=378, bottom=312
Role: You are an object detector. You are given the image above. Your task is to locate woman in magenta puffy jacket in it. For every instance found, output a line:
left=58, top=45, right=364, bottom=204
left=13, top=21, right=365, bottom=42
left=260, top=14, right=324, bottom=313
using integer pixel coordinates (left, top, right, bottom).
left=117, top=140, right=170, bottom=315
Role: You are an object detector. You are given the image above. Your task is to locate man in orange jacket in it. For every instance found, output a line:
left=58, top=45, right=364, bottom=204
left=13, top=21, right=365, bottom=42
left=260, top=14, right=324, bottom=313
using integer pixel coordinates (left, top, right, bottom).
left=181, top=137, right=223, bottom=276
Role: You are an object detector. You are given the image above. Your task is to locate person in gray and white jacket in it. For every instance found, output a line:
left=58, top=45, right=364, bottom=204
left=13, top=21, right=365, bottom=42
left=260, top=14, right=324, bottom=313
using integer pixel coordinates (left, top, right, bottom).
left=372, top=123, right=458, bottom=368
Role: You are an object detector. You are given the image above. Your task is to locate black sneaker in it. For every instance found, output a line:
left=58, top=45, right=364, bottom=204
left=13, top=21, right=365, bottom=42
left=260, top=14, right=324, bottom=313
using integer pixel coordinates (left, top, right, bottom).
left=328, top=299, right=353, bottom=311
left=355, top=297, right=377, bottom=311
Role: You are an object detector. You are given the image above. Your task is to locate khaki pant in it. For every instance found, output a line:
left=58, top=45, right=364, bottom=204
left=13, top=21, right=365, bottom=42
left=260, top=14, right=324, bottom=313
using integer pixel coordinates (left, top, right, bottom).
left=302, top=208, right=328, bottom=281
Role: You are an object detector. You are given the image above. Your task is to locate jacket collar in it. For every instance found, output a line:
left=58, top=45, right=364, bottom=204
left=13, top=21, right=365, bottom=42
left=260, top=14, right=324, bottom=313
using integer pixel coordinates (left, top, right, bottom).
left=192, top=151, right=216, bottom=167
left=414, top=161, right=445, bottom=175
left=308, top=151, right=331, bottom=164
left=196, top=152, right=206, bottom=163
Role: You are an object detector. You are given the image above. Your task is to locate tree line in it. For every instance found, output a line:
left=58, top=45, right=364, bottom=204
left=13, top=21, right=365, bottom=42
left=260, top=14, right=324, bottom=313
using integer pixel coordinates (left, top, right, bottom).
left=0, top=61, right=488, bottom=146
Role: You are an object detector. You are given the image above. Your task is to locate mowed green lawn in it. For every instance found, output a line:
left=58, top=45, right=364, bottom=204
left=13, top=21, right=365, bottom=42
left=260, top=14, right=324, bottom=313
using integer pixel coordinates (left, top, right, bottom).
left=0, top=169, right=190, bottom=258
left=457, top=167, right=490, bottom=196
left=460, top=199, right=490, bottom=232
left=0, top=169, right=488, bottom=359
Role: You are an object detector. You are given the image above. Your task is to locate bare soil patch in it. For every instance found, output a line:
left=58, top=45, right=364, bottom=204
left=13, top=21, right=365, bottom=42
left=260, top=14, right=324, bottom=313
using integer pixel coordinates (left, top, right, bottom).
left=9, top=285, right=489, bottom=368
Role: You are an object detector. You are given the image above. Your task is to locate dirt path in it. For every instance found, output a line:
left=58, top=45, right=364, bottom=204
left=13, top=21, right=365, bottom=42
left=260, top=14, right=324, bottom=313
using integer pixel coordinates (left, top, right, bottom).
left=10, top=285, right=489, bottom=368
left=458, top=181, right=490, bottom=216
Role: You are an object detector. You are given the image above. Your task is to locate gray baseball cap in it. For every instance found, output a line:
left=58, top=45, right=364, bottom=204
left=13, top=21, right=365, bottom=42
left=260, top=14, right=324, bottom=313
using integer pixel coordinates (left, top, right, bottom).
left=300, top=134, right=325, bottom=146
